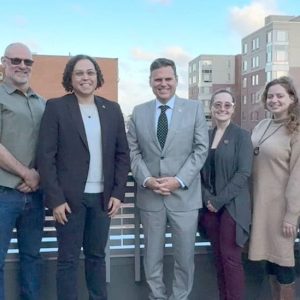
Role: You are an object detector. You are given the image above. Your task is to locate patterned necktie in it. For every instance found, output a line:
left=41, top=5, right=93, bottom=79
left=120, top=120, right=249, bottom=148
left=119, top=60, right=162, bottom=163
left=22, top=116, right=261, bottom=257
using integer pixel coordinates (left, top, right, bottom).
left=157, top=105, right=169, bottom=149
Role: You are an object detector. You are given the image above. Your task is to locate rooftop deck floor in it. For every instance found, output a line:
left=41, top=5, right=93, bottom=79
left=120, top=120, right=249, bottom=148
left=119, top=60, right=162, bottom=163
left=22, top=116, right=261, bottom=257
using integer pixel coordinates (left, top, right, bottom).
left=5, top=253, right=300, bottom=299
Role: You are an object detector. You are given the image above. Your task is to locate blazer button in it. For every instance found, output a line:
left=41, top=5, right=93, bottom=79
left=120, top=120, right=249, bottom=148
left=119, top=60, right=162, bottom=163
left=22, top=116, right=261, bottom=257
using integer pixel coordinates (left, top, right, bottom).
left=160, top=156, right=164, bottom=160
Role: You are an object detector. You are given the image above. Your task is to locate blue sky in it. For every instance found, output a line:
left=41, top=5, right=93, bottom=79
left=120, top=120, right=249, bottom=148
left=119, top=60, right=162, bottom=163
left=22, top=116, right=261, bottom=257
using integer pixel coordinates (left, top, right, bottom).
left=0, top=0, right=298, bottom=115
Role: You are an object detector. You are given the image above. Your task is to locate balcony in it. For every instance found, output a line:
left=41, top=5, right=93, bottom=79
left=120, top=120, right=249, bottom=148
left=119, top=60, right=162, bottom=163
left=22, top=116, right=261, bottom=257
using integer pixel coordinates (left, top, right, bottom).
left=4, top=174, right=300, bottom=299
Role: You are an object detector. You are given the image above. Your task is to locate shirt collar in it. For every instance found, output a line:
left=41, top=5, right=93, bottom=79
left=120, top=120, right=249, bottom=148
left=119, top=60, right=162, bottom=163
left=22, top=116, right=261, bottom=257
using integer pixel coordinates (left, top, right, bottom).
left=2, top=80, right=38, bottom=98
left=155, top=95, right=176, bottom=110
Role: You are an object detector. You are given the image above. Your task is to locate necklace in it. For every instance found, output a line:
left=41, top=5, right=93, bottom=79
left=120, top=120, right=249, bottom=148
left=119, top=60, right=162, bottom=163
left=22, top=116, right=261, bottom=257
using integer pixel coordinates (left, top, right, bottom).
left=79, top=104, right=97, bottom=119
left=253, top=120, right=284, bottom=156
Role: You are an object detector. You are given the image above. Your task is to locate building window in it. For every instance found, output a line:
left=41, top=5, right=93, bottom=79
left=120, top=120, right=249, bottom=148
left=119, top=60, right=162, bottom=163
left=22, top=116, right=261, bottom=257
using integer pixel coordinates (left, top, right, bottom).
left=251, top=56, right=259, bottom=68
left=242, top=111, right=247, bottom=120
left=275, top=49, right=288, bottom=62
left=266, top=50, right=272, bottom=63
left=192, top=63, right=196, bottom=71
left=266, top=71, right=272, bottom=82
left=251, top=93, right=255, bottom=104
left=201, top=86, right=211, bottom=94
left=242, top=60, right=248, bottom=71
left=250, top=111, right=259, bottom=121
left=276, top=30, right=288, bottom=42
left=255, top=91, right=261, bottom=103
left=252, top=37, right=259, bottom=50
left=243, top=43, right=248, bottom=54
left=202, top=60, right=212, bottom=66
left=243, top=77, right=247, bottom=88
left=243, top=95, right=247, bottom=104
left=274, top=70, right=288, bottom=78
left=251, top=74, right=259, bottom=86
left=267, top=31, right=272, bottom=43
left=202, top=69, right=212, bottom=82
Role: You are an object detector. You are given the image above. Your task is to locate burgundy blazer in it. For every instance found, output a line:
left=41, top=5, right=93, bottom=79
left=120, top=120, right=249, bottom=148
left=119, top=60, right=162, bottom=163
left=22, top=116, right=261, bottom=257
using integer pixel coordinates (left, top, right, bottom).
left=37, top=93, right=130, bottom=212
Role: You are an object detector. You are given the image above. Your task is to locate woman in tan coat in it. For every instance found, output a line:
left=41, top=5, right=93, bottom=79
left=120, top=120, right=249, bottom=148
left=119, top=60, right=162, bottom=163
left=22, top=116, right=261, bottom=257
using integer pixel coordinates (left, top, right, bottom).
left=249, top=76, right=300, bottom=299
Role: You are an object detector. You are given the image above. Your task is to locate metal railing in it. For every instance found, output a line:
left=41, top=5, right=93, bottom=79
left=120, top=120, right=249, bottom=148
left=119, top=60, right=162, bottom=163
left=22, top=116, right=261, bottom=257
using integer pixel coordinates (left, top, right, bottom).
left=6, top=173, right=211, bottom=282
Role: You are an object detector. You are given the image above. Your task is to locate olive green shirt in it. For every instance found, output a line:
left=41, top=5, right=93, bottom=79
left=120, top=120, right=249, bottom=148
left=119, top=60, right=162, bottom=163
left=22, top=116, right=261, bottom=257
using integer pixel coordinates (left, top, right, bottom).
left=0, top=81, right=45, bottom=188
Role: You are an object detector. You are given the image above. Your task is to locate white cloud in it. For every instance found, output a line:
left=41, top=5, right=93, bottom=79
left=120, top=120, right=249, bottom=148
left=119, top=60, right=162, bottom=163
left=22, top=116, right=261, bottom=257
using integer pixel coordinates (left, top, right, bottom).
left=131, top=48, right=156, bottom=61
left=229, top=0, right=280, bottom=36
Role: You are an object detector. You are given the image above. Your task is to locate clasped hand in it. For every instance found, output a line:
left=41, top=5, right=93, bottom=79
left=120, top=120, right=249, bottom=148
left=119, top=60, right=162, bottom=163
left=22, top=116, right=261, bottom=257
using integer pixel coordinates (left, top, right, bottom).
left=17, top=168, right=40, bottom=193
left=145, top=177, right=180, bottom=195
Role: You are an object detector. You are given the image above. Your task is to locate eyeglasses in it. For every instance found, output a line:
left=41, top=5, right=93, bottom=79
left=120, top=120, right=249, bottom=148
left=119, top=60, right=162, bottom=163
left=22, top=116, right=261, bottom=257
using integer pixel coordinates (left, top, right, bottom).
left=73, top=70, right=97, bottom=78
left=212, top=102, right=234, bottom=110
left=5, top=56, right=34, bottom=67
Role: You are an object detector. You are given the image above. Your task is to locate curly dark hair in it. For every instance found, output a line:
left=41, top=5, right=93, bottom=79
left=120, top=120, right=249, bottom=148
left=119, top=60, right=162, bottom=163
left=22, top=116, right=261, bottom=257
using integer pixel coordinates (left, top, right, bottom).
left=62, top=54, right=104, bottom=92
left=261, top=76, right=300, bottom=134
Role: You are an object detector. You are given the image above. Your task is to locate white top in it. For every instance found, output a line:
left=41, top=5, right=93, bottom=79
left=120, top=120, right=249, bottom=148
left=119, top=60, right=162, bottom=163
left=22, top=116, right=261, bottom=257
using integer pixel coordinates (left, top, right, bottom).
left=79, top=103, right=104, bottom=193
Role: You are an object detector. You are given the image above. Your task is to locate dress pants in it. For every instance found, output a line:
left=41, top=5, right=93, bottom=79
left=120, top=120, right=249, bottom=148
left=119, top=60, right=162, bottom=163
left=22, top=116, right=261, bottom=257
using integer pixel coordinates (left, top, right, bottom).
left=200, top=208, right=244, bottom=300
left=140, top=206, right=198, bottom=300
left=55, top=193, right=110, bottom=300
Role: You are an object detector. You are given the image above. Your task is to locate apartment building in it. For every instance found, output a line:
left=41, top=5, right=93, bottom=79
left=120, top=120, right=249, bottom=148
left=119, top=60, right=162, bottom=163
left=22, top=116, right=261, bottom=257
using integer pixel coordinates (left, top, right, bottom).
left=241, top=15, right=300, bottom=131
left=0, top=54, right=118, bottom=101
left=188, top=54, right=241, bottom=127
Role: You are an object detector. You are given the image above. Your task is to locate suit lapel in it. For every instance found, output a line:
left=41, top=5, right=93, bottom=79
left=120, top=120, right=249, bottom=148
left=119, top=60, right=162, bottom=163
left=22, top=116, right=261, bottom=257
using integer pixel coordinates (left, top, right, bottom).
left=95, top=96, right=109, bottom=154
left=67, top=94, right=89, bottom=150
left=146, top=100, right=161, bottom=150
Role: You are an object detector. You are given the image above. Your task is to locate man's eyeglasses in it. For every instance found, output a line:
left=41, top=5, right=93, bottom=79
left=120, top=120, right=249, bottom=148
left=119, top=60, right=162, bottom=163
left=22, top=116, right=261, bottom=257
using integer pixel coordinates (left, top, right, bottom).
left=212, top=102, right=234, bottom=110
left=5, top=56, right=34, bottom=67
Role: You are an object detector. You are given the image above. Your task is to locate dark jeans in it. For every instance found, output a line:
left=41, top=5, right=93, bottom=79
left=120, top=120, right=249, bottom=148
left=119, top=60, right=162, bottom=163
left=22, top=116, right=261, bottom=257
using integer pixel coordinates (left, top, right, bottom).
left=0, top=186, right=44, bottom=300
left=266, top=261, right=295, bottom=284
left=200, top=209, right=244, bottom=300
left=56, top=193, right=111, bottom=300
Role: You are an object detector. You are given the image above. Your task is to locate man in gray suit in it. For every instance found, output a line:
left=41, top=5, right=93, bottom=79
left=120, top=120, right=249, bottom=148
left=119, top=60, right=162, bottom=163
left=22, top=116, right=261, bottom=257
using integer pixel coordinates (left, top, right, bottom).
left=127, top=58, right=208, bottom=300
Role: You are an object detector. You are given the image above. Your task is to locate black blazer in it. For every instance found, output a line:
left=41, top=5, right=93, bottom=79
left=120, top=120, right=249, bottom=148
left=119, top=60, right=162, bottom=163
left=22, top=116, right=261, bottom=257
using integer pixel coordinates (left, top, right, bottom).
left=201, top=122, right=253, bottom=246
left=37, top=93, right=130, bottom=212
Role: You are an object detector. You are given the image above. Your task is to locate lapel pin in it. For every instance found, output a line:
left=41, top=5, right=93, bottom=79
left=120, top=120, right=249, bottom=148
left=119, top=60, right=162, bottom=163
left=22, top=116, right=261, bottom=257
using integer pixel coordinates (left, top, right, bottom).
left=224, top=139, right=229, bottom=144
left=102, top=105, right=106, bottom=109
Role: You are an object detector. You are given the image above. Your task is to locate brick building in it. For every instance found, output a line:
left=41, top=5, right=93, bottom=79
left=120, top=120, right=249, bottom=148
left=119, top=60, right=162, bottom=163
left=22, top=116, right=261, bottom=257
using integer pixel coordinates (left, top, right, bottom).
left=0, top=54, right=118, bottom=101
left=188, top=54, right=241, bottom=127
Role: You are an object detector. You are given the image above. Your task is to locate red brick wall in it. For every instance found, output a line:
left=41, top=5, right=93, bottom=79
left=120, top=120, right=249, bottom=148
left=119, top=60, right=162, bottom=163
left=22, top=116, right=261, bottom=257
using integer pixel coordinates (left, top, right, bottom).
left=1, top=55, right=118, bottom=102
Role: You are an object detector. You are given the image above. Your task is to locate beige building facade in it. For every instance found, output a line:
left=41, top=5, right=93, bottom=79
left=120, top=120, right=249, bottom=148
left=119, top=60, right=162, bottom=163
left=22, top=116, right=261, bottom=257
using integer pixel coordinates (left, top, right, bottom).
left=188, top=54, right=241, bottom=126
left=241, top=15, right=300, bottom=131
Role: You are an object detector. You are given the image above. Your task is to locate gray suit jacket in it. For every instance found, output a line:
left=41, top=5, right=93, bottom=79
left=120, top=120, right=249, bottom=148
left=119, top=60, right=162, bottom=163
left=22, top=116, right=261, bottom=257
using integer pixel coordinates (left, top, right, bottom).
left=127, top=97, right=208, bottom=212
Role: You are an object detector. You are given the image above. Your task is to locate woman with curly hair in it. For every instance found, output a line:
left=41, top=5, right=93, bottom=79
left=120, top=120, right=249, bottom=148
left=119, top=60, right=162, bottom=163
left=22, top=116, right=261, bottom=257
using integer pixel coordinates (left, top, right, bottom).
left=249, top=76, right=300, bottom=299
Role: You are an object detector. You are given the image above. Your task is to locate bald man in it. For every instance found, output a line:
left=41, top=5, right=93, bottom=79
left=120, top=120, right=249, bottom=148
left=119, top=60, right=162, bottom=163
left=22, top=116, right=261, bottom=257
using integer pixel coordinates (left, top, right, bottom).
left=0, top=43, right=45, bottom=300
